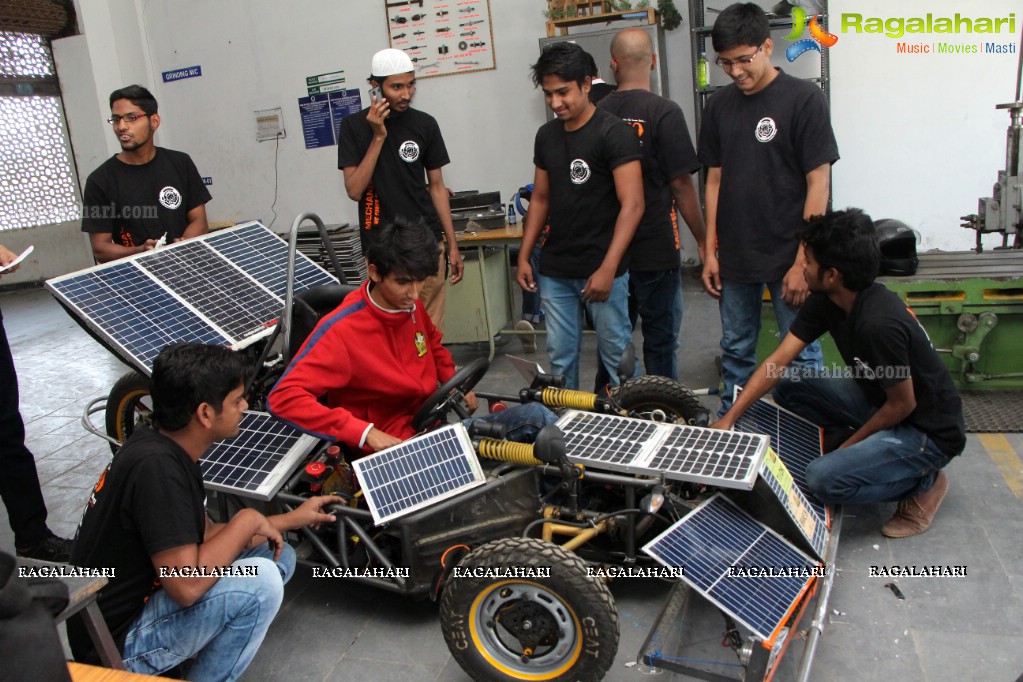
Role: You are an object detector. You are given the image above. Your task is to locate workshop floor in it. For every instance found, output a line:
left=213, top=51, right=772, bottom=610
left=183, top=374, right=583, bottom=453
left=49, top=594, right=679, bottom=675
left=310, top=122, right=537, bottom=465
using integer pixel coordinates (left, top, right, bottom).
left=2, top=277, right=1022, bottom=681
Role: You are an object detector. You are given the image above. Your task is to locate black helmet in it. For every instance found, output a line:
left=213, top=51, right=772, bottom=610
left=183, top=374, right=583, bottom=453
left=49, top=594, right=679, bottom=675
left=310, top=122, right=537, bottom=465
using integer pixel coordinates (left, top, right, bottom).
left=875, top=219, right=919, bottom=276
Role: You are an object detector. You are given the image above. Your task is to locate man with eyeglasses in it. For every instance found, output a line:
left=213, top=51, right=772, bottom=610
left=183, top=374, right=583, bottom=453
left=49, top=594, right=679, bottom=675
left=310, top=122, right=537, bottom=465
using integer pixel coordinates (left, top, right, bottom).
left=698, top=2, right=839, bottom=417
left=81, top=85, right=211, bottom=263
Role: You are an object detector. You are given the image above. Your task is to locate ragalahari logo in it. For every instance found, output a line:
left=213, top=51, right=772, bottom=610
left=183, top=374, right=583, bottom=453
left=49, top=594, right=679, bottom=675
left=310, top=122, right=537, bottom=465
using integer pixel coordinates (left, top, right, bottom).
left=786, top=6, right=839, bottom=62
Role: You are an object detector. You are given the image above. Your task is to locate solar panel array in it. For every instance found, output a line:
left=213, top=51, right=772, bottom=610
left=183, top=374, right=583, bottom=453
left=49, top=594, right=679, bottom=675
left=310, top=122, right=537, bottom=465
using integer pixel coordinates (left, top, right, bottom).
left=354, top=424, right=486, bottom=525
left=733, top=396, right=830, bottom=558
left=200, top=411, right=319, bottom=501
left=46, top=222, right=337, bottom=374
left=643, top=494, right=820, bottom=645
left=555, top=411, right=769, bottom=489
left=734, top=393, right=829, bottom=523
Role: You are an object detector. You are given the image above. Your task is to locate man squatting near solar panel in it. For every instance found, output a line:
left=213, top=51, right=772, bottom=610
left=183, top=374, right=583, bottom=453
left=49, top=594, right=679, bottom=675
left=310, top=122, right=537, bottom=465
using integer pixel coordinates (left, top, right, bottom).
left=81, top=85, right=211, bottom=263
left=69, top=344, right=342, bottom=679
left=268, top=218, right=557, bottom=453
left=713, top=209, right=965, bottom=538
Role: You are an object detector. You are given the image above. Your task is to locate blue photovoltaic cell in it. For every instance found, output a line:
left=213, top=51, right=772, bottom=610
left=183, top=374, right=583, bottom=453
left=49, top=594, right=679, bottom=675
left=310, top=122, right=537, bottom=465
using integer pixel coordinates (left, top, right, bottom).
left=354, top=424, right=485, bottom=525
left=50, top=262, right=229, bottom=370
left=46, top=221, right=337, bottom=375
left=200, top=411, right=317, bottom=501
left=206, top=223, right=337, bottom=299
left=735, top=397, right=830, bottom=524
left=138, top=241, right=283, bottom=340
left=643, top=494, right=819, bottom=643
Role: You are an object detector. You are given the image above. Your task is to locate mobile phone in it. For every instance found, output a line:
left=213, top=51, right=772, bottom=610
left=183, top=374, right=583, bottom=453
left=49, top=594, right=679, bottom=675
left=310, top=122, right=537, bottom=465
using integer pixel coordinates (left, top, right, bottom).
left=369, top=86, right=382, bottom=102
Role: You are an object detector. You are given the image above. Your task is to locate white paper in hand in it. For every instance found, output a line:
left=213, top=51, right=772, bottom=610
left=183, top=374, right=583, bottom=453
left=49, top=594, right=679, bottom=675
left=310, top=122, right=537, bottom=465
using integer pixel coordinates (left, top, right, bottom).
left=0, top=245, right=33, bottom=273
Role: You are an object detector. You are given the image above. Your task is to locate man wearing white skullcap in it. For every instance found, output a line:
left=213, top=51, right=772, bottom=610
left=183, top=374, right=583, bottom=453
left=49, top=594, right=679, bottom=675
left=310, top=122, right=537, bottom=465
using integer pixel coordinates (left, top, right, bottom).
left=338, top=48, right=463, bottom=328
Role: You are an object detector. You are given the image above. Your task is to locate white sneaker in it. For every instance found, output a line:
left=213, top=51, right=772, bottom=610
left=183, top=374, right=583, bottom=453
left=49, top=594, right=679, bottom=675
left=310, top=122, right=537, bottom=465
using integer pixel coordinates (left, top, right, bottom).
left=515, top=319, right=536, bottom=353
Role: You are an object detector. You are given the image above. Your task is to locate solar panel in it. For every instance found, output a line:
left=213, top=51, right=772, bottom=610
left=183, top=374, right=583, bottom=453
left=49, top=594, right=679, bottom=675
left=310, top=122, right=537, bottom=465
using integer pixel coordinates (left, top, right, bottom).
left=353, top=424, right=486, bottom=525
left=734, top=392, right=829, bottom=524
left=46, top=222, right=337, bottom=374
left=201, top=411, right=319, bottom=501
left=554, top=410, right=769, bottom=489
left=205, top=222, right=337, bottom=299
left=643, top=494, right=821, bottom=646
left=733, top=396, right=830, bottom=559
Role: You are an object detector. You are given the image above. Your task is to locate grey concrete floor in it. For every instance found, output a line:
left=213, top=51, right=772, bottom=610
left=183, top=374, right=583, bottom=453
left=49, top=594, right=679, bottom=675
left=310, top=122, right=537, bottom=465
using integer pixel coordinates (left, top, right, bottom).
left=2, top=275, right=1022, bottom=681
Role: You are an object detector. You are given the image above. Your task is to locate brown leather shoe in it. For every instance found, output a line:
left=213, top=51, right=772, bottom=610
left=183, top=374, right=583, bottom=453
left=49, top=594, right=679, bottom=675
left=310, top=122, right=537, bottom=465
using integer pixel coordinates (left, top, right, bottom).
left=881, top=470, right=949, bottom=538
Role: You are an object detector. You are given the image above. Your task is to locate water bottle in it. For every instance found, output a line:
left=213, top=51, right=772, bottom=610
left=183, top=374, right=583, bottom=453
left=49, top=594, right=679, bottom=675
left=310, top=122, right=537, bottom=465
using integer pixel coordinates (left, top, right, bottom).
left=697, top=52, right=709, bottom=90
left=507, top=202, right=517, bottom=225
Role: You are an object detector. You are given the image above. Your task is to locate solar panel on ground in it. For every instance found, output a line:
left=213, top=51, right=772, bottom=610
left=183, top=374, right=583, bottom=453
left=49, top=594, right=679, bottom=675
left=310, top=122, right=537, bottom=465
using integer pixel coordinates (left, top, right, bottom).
left=353, top=424, right=486, bottom=525
left=554, top=410, right=769, bottom=489
left=200, top=411, right=319, bottom=501
left=46, top=222, right=337, bottom=374
left=643, top=494, right=820, bottom=645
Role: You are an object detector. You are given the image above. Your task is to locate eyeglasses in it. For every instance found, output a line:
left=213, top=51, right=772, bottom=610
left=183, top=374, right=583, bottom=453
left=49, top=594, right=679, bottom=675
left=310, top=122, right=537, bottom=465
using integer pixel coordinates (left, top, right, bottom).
left=715, top=44, right=764, bottom=69
left=106, top=113, right=150, bottom=125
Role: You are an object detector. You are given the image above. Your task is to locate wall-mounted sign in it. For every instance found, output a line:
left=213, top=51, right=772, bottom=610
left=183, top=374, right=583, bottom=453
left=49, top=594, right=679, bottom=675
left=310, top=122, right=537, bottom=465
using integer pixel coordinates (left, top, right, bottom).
left=162, top=65, right=202, bottom=83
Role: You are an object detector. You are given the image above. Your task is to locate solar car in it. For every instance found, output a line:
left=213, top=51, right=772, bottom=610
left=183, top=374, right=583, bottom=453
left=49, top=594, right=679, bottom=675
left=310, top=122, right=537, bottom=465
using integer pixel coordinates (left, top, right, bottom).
left=51, top=214, right=839, bottom=682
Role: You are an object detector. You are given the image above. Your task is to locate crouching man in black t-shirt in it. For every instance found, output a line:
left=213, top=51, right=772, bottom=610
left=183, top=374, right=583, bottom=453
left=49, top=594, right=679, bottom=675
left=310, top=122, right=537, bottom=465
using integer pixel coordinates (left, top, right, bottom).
left=714, top=209, right=964, bottom=538
left=68, top=344, right=342, bottom=679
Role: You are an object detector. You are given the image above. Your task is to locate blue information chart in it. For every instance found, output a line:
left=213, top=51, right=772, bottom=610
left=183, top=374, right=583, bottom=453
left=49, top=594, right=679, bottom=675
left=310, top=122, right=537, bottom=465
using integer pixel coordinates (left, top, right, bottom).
left=298, top=95, right=335, bottom=150
left=329, top=89, right=363, bottom=143
left=298, top=89, right=363, bottom=150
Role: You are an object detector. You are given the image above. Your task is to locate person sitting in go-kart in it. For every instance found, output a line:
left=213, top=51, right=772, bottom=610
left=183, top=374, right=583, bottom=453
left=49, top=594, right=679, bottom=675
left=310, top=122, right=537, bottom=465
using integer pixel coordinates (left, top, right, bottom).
left=268, top=217, right=557, bottom=453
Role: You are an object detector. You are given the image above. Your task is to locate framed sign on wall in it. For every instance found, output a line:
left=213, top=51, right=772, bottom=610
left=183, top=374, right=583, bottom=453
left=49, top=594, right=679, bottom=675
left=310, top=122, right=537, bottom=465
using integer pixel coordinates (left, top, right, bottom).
left=385, top=0, right=495, bottom=78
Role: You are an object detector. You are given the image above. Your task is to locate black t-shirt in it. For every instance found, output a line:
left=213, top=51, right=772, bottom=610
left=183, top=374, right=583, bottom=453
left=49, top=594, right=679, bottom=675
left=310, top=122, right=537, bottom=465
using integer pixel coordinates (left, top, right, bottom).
left=67, top=426, right=206, bottom=662
left=81, top=148, right=211, bottom=247
left=698, top=71, right=839, bottom=282
left=599, top=89, right=700, bottom=271
left=337, top=107, right=449, bottom=247
left=533, top=107, right=642, bottom=279
left=789, top=284, right=966, bottom=458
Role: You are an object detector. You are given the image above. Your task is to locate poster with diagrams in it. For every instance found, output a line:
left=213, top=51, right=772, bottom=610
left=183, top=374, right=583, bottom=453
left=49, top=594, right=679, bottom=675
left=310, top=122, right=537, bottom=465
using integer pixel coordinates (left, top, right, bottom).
left=385, top=0, right=495, bottom=78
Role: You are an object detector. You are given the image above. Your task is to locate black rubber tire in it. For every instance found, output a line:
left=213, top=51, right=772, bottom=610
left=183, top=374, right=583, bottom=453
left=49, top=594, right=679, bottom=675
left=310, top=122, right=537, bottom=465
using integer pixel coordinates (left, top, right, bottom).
left=612, top=375, right=709, bottom=426
left=105, top=370, right=152, bottom=453
left=440, top=537, right=619, bottom=682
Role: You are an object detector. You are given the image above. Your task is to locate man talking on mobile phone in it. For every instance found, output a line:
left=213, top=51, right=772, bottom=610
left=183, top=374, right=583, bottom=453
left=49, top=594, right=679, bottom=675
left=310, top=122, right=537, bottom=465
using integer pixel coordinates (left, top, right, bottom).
left=337, top=48, right=463, bottom=329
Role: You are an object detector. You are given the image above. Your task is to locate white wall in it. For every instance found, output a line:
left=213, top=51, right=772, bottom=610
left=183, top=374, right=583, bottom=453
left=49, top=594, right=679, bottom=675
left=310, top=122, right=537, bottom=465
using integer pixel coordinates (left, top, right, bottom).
left=49, top=0, right=1020, bottom=264
left=55, top=1, right=699, bottom=235
left=829, top=0, right=1020, bottom=250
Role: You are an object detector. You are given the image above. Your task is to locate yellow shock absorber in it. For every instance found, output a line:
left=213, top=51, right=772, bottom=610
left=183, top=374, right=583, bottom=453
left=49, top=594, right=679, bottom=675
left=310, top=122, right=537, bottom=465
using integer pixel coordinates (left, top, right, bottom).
left=476, top=438, right=543, bottom=466
left=540, top=387, right=598, bottom=411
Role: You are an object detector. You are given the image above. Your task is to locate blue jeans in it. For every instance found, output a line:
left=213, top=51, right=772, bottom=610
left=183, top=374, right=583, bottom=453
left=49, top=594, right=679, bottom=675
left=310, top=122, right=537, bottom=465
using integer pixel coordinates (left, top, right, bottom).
left=538, top=273, right=633, bottom=390
left=122, top=543, right=296, bottom=681
left=464, top=402, right=559, bottom=443
left=718, top=278, right=822, bottom=416
left=511, top=243, right=543, bottom=322
left=773, top=378, right=949, bottom=505
left=631, top=268, right=683, bottom=381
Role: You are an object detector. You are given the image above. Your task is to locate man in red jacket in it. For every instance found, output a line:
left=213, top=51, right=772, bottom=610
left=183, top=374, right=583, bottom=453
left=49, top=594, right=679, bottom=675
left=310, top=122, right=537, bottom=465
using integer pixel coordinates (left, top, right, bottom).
left=269, top=219, right=555, bottom=453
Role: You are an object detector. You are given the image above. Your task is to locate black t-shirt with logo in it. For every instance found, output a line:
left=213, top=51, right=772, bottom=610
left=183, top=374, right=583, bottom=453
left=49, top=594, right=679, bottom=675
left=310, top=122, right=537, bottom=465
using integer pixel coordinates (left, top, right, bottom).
left=599, top=89, right=700, bottom=272
left=338, top=107, right=449, bottom=248
left=81, top=147, right=211, bottom=247
left=698, top=70, right=839, bottom=283
left=67, top=426, right=206, bottom=662
left=533, top=107, right=642, bottom=279
left=789, top=284, right=966, bottom=458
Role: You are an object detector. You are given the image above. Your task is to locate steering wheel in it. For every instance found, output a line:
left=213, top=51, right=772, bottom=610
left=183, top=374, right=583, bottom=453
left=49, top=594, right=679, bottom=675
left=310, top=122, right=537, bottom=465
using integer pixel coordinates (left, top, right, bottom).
left=412, top=357, right=490, bottom=432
